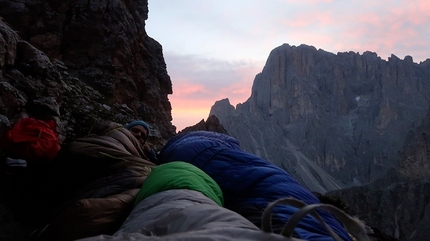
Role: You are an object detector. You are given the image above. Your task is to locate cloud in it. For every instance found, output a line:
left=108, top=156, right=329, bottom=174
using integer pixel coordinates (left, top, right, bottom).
left=149, top=0, right=430, bottom=62
left=165, top=52, right=262, bottom=100
left=147, top=0, right=430, bottom=130
left=165, top=52, right=263, bottom=130
left=269, top=0, right=430, bottom=62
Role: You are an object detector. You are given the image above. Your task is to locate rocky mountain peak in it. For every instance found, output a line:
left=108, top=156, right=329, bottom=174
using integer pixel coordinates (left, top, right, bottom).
left=209, top=98, right=236, bottom=119
left=211, top=43, right=430, bottom=190
left=210, top=43, right=430, bottom=240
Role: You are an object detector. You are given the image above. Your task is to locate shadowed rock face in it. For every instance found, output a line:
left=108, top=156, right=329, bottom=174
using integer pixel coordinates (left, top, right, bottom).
left=179, top=115, right=229, bottom=135
left=210, top=44, right=430, bottom=192
left=328, top=111, right=430, bottom=241
left=0, top=0, right=175, bottom=144
left=1, top=1, right=175, bottom=239
left=330, top=171, right=430, bottom=241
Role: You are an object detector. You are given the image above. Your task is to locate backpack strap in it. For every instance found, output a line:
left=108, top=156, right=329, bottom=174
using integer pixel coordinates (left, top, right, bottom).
left=261, top=197, right=371, bottom=241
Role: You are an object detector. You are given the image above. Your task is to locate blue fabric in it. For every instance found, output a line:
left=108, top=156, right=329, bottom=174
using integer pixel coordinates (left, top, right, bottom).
left=159, top=131, right=352, bottom=241
left=125, top=120, right=150, bottom=132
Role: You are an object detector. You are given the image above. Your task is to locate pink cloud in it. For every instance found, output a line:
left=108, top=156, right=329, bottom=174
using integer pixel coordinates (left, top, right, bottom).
left=289, top=1, right=430, bottom=62
left=169, top=91, right=213, bottom=131
left=219, top=65, right=262, bottom=105
left=170, top=107, right=210, bottom=131
left=288, top=31, right=335, bottom=47
left=166, top=53, right=263, bottom=130
left=171, top=81, right=208, bottom=99
left=272, top=0, right=429, bottom=62
left=282, top=11, right=336, bottom=28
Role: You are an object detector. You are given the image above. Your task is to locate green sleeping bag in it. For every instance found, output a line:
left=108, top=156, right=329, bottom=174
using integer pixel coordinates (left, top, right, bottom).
left=134, top=161, right=224, bottom=206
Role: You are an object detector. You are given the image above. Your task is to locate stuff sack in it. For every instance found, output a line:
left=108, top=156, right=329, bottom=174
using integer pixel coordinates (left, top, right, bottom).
left=0, top=117, right=60, bottom=163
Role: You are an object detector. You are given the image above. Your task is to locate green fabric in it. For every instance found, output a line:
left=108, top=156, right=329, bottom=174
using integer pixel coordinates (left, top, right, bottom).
left=134, top=161, right=224, bottom=206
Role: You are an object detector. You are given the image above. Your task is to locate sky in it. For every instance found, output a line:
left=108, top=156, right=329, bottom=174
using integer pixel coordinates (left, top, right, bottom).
left=145, top=0, right=430, bottom=131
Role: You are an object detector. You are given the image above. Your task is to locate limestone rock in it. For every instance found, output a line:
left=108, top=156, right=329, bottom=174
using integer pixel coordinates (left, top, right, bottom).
left=210, top=44, right=430, bottom=192
left=210, top=43, right=430, bottom=240
left=329, top=171, right=430, bottom=241
left=328, top=110, right=430, bottom=241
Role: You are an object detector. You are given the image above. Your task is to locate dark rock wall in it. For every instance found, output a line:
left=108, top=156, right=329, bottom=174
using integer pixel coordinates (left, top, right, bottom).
left=330, top=172, right=430, bottom=241
left=1, top=1, right=175, bottom=239
left=329, top=110, right=430, bottom=241
left=0, top=0, right=175, bottom=144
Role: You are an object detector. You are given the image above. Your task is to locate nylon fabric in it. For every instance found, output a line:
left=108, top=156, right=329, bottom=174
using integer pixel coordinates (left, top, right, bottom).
left=134, top=161, right=223, bottom=206
left=158, top=131, right=352, bottom=241
left=36, top=121, right=156, bottom=241
left=78, top=189, right=297, bottom=241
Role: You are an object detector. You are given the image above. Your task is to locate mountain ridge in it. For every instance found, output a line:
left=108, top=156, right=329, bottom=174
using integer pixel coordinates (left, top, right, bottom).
left=210, top=43, right=430, bottom=191
left=205, top=43, right=430, bottom=240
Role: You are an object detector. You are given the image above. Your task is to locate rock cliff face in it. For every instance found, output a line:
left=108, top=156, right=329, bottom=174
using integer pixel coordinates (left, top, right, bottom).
left=210, top=44, right=430, bottom=192
left=1, top=1, right=175, bottom=239
left=328, top=110, right=430, bottom=241
left=330, top=171, right=430, bottom=241
left=0, top=0, right=175, bottom=146
left=210, top=43, right=430, bottom=240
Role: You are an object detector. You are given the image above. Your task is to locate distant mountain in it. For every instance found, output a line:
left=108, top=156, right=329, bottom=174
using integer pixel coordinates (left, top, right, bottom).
left=210, top=44, right=430, bottom=193
left=179, top=115, right=228, bottom=135
left=208, top=43, right=430, bottom=240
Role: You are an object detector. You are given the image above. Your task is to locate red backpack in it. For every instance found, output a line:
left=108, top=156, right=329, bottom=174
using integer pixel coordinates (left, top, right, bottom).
left=0, top=117, right=61, bottom=164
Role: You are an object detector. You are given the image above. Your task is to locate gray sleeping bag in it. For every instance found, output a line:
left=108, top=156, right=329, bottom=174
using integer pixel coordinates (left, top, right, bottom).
left=78, top=189, right=293, bottom=241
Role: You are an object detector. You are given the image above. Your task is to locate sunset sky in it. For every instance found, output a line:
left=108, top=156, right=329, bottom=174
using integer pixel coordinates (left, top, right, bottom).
left=145, top=0, right=430, bottom=131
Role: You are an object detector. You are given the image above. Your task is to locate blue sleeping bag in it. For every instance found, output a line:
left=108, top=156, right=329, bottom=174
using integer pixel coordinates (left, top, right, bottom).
left=159, top=131, right=352, bottom=241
